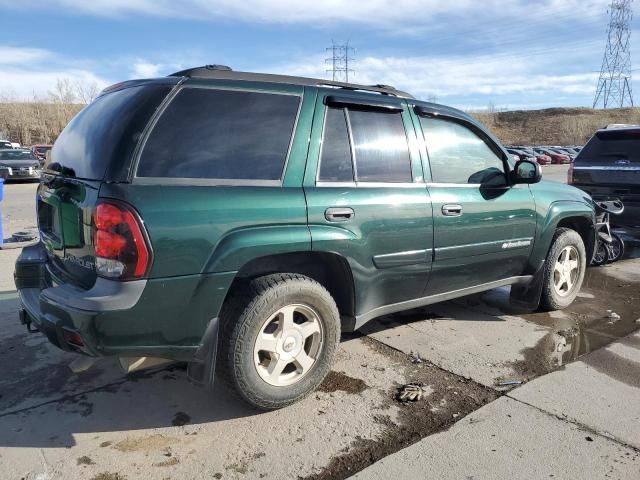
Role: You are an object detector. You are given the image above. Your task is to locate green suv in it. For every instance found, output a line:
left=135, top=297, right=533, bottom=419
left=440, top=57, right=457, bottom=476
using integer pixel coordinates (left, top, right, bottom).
left=14, top=66, right=596, bottom=409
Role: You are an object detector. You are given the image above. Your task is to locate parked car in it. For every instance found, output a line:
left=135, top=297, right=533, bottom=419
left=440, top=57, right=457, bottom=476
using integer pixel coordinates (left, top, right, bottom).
left=569, top=126, right=639, bottom=228
left=534, top=148, right=571, bottom=164
left=0, top=149, right=42, bottom=181
left=0, top=140, right=13, bottom=149
left=14, top=66, right=596, bottom=410
left=30, top=144, right=52, bottom=163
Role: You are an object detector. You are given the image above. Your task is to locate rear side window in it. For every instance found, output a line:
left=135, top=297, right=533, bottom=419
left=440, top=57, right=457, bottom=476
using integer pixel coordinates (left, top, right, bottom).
left=349, top=109, right=411, bottom=183
left=577, top=130, right=640, bottom=163
left=48, top=85, right=171, bottom=180
left=318, top=107, right=354, bottom=182
left=318, top=106, right=411, bottom=184
left=420, top=117, right=505, bottom=184
left=137, top=88, right=300, bottom=180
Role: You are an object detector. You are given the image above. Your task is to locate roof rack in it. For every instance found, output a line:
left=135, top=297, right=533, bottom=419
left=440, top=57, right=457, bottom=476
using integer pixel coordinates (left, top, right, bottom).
left=168, top=65, right=414, bottom=99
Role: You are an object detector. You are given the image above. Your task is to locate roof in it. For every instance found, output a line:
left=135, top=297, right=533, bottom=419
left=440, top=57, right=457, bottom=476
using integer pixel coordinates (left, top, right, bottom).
left=169, top=65, right=414, bottom=99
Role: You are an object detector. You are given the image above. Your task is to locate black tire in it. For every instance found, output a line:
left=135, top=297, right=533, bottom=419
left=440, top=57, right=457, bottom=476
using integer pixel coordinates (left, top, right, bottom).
left=606, top=233, right=625, bottom=263
left=591, top=240, right=608, bottom=266
left=540, top=228, right=587, bottom=311
left=218, top=273, right=340, bottom=410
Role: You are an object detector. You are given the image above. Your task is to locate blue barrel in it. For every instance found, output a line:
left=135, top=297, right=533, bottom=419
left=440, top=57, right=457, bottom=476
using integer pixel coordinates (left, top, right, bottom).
left=0, top=177, right=3, bottom=246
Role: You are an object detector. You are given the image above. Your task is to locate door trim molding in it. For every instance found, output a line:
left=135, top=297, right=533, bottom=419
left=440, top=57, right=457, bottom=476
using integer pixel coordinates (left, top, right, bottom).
left=354, top=275, right=532, bottom=329
left=372, top=249, right=432, bottom=269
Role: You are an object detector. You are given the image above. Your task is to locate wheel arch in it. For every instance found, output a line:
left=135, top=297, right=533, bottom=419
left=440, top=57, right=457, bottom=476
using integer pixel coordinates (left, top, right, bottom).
left=226, top=251, right=357, bottom=331
left=530, top=201, right=596, bottom=269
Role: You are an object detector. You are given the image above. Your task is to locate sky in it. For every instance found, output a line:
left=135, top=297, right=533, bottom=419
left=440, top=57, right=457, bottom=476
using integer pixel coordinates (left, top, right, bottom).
left=0, top=0, right=637, bottom=110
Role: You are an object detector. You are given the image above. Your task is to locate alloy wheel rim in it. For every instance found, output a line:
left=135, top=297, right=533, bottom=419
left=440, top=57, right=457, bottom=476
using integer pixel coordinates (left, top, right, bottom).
left=553, top=245, right=580, bottom=296
left=253, top=304, right=324, bottom=387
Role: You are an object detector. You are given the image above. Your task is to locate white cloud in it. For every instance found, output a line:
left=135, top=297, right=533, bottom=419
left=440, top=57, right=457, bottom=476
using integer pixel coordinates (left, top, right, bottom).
left=0, top=46, right=110, bottom=99
left=0, top=46, right=51, bottom=65
left=0, top=0, right=608, bottom=26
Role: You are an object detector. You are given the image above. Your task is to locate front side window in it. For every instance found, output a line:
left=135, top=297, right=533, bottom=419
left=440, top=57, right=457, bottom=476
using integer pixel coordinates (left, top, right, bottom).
left=420, top=117, right=506, bottom=185
left=137, top=88, right=300, bottom=180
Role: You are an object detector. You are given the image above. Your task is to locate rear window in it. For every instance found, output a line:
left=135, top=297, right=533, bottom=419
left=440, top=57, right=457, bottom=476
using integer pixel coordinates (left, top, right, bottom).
left=46, top=84, right=171, bottom=179
left=577, top=130, right=640, bottom=163
left=137, top=88, right=300, bottom=181
left=0, top=150, right=36, bottom=160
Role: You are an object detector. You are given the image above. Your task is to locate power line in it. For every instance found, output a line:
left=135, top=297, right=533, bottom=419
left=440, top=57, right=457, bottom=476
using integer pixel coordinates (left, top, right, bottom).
left=325, top=41, right=355, bottom=83
left=593, top=0, right=634, bottom=108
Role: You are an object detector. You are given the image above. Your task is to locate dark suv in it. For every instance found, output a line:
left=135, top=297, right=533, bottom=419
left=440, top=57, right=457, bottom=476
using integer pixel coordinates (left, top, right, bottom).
left=569, top=126, right=639, bottom=229
left=15, top=66, right=596, bottom=409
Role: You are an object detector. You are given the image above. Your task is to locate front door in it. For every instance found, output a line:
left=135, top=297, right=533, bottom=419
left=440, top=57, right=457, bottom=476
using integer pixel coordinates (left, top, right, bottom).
left=413, top=109, right=537, bottom=295
left=303, top=90, right=434, bottom=319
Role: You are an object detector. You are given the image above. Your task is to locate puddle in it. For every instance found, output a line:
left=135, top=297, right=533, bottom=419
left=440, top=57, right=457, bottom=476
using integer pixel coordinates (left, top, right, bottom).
left=481, top=263, right=640, bottom=378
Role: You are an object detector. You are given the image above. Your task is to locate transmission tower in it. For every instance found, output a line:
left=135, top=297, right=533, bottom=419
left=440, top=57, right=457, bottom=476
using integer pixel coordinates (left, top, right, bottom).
left=593, top=0, right=634, bottom=108
left=325, top=41, right=355, bottom=83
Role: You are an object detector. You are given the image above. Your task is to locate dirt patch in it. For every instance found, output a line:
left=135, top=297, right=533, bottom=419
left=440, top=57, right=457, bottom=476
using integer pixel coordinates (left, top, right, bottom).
left=77, top=455, right=95, bottom=465
left=171, top=411, right=191, bottom=426
left=113, top=434, right=178, bottom=453
left=303, top=336, right=499, bottom=480
left=318, top=371, right=368, bottom=394
left=99, top=441, right=112, bottom=448
left=152, top=457, right=179, bottom=467
left=90, top=473, right=127, bottom=480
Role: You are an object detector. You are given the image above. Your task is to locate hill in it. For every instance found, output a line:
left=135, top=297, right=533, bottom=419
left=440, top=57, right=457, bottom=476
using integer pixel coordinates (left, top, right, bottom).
left=472, top=107, right=640, bottom=146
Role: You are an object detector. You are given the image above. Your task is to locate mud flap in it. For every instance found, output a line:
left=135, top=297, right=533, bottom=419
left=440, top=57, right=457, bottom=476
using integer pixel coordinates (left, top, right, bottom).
left=187, top=317, right=219, bottom=390
left=509, top=260, right=545, bottom=311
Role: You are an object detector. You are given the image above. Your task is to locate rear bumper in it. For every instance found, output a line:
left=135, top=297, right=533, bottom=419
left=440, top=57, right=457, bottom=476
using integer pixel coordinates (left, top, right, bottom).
left=14, top=242, right=236, bottom=365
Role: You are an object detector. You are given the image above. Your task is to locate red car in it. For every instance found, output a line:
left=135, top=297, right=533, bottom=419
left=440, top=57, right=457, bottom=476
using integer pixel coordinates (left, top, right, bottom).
left=30, top=144, right=52, bottom=162
left=535, top=154, right=552, bottom=165
left=535, top=148, right=570, bottom=164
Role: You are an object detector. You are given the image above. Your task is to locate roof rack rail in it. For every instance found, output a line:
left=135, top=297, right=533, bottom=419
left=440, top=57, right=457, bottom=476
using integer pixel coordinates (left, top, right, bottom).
left=168, top=65, right=414, bottom=99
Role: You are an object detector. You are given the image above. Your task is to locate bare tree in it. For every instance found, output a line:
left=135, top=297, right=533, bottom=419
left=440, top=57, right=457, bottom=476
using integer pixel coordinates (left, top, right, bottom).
left=74, top=80, right=100, bottom=104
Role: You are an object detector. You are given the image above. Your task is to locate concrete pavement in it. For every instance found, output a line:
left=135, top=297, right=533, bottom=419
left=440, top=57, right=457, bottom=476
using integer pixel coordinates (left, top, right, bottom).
left=354, top=331, right=640, bottom=480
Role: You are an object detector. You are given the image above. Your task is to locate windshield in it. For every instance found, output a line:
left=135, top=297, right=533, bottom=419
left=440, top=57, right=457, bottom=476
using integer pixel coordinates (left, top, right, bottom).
left=35, top=146, right=51, bottom=153
left=577, top=130, right=640, bottom=163
left=0, top=150, right=36, bottom=161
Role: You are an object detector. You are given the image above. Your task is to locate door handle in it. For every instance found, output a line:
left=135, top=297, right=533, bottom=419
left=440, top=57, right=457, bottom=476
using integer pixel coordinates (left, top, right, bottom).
left=441, top=204, right=463, bottom=216
left=325, top=207, right=355, bottom=222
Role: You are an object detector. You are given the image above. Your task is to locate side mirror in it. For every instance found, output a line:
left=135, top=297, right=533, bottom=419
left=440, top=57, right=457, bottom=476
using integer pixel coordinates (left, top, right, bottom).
left=512, top=159, right=541, bottom=184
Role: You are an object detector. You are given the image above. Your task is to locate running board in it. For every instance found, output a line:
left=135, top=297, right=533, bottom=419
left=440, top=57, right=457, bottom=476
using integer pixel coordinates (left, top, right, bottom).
left=353, top=275, right=533, bottom=330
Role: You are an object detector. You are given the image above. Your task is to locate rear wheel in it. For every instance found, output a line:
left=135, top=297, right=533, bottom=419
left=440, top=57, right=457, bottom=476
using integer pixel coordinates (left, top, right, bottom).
left=219, top=273, right=340, bottom=410
left=540, top=228, right=586, bottom=310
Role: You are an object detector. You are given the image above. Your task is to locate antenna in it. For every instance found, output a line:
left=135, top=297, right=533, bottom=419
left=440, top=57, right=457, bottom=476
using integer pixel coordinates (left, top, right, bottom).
left=325, top=41, right=355, bottom=83
left=593, top=0, right=634, bottom=108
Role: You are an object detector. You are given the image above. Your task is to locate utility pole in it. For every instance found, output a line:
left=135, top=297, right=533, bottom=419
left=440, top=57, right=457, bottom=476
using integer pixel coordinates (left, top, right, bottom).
left=325, top=41, right=355, bottom=83
left=593, top=0, right=634, bottom=108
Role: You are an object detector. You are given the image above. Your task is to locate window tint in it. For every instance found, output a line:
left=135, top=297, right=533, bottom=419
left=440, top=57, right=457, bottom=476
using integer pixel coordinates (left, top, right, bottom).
left=138, top=88, right=300, bottom=180
left=318, top=107, right=354, bottom=182
left=348, top=109, right=412, bottom=183
left=48, top=85, right=171, bottom=180
left=576, top=129, right=640, bottom=164
left=420, top=117, right=505, bottom=185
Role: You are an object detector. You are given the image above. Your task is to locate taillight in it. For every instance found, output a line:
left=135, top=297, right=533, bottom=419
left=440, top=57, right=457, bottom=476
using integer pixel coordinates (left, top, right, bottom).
left=567, top=163, right=574, bottom=184
left=93, top=200, right=151, bottom=280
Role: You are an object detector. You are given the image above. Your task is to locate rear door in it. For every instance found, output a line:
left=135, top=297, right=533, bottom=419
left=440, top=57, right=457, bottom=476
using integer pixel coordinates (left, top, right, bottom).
left=412, top=107, right=537, bottom=295
left=571, top=129, right=640, bottom=228
left=303, top=91, right=433, bottom=319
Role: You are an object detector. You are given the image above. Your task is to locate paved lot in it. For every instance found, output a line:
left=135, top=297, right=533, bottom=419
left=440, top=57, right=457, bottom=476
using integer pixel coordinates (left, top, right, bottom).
left=1, top=172, right=639, bottom=480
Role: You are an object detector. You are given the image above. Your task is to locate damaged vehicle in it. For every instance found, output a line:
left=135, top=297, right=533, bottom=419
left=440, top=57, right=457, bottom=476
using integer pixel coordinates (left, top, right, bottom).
left=15, top=66, right=596, bottom=409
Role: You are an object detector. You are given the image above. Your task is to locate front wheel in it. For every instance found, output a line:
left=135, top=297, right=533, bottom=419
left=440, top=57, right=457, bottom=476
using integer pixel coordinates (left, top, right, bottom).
left=540, top=228, right=587, bottom=311
left=218, top=273, right=341, bottom=410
